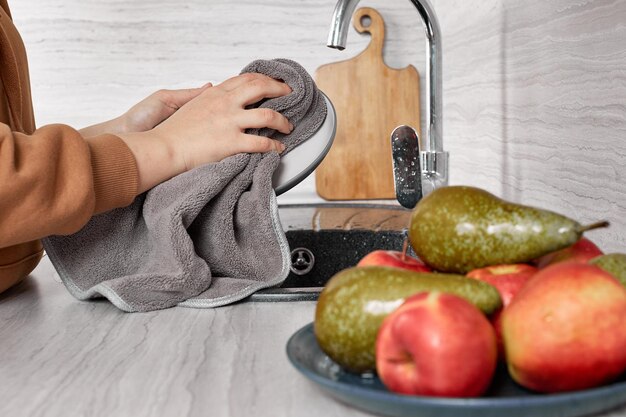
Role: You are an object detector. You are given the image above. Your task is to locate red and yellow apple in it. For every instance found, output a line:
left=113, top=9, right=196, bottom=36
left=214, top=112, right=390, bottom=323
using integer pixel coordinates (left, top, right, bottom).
left=467, top=264, right=537, bottom=357
left=376, top=292, right=497, bottom=397
left=534, top=237, right=603, bottom=269
left=501, top=263, right=626, bottom=393
left=357, top=250, right=431, bottom=273
left=467, top=264, right=537, bottom=307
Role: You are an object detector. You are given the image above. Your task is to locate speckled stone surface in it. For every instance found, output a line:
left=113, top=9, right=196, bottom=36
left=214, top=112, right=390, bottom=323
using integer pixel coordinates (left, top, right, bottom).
left=278, top=204, right=415, bottom=288
left=283, top=229, right=411, bottom=287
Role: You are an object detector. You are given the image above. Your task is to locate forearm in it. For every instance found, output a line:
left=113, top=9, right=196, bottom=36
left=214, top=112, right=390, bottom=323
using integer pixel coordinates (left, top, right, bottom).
left=80, top=115, right=183, bottom=194
left=116, top=130, right=184, bottom=194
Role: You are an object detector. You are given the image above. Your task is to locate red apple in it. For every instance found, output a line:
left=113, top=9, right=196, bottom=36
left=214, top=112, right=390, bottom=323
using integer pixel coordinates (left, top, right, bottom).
left=357, top=250, right=431, bottom=273
left=376, top=292, right=497, bottom=397
left=467, top=264, right=537, bottom=307
left=501, top=263, right=626, bottom=393
left=534, top=237, right=603, bottom=269
left=467, top=264, right=537, bottom=358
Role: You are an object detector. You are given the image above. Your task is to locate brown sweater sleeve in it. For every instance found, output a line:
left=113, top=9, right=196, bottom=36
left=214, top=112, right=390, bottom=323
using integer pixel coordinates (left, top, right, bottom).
left=0, top=122, right=138, bottom=248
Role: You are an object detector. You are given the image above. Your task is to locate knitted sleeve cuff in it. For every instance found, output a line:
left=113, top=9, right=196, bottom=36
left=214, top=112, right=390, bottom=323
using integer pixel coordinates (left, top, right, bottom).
left=86, top=134, right=139, bottom=214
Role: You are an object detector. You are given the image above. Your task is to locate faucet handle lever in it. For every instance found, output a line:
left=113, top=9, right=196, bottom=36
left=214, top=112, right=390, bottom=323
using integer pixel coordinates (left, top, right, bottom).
left=391, top=125, right=422, bottom=209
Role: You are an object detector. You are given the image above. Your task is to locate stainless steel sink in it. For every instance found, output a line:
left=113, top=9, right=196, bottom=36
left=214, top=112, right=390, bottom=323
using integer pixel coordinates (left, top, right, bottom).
left=249, top=203, right=414, bottom=302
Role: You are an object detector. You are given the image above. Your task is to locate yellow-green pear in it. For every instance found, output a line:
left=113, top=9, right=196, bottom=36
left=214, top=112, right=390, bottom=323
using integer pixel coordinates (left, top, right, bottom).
left=409, top=186, right=608, bottom=274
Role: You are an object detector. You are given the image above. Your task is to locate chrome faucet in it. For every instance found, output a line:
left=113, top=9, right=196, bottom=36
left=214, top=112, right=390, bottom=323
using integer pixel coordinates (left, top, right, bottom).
left=327, top=0, right=449, bottom=208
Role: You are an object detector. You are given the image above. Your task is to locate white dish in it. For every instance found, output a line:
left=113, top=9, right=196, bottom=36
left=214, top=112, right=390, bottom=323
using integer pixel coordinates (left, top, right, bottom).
left=272, top=92, right=336, bottom=195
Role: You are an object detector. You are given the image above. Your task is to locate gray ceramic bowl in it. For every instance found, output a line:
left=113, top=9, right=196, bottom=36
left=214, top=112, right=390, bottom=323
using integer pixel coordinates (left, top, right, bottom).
left=286, top=323, right=626, bottom=417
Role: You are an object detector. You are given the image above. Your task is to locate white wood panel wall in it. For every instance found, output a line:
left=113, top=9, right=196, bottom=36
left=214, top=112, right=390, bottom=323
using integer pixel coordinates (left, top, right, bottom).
left=9, top=0, right=626, bottom=252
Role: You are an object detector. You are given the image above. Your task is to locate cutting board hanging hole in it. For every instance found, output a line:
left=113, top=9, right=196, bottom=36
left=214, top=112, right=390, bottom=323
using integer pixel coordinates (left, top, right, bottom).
left=353, top=9, right=384, bottom=58
left=360, top=15, right=371, bottom=28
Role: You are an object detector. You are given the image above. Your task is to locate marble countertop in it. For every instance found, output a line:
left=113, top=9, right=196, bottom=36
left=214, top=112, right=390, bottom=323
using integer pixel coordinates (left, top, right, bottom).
left=2, top=258, right=626, bottom=417
left=0, top=258, right=368, bottom=417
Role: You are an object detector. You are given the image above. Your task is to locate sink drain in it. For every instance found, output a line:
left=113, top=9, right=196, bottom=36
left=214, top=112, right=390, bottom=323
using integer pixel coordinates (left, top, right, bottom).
left=290, top=247, right=315, bottom=275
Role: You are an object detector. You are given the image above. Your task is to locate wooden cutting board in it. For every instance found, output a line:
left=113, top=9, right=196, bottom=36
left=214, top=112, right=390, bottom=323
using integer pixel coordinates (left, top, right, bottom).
left=315, top=7, right=421, bottom=200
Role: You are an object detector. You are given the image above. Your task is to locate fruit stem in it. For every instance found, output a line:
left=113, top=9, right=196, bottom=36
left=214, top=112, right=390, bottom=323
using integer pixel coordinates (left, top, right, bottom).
left=401, top=238, right=409, bottom=262
left=578, top=221, right=610, bottom=233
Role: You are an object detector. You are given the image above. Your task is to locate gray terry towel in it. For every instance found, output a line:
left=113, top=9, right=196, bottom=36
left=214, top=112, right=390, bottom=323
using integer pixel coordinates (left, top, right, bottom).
left=43, top=58, right=327, bottom=312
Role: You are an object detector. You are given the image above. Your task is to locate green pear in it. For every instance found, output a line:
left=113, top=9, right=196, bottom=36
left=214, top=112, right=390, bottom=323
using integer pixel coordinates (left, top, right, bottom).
left=409, top=186, right=608, bottom=274
left=590, top=254, right=626, bottom=287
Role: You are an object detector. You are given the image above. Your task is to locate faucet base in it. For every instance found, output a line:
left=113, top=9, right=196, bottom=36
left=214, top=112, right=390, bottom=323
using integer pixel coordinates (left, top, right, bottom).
left=421, top=150, right=449, bottom=195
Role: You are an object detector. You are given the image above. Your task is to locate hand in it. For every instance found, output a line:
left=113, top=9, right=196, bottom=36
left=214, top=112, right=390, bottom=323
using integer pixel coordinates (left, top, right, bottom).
left=155, top=72, right=293, bottom=171
left=118, top=73, right=293, bottom=194
left=120, top=84, right=213, bottom=133
left=79, top=84, right=213, bottom=137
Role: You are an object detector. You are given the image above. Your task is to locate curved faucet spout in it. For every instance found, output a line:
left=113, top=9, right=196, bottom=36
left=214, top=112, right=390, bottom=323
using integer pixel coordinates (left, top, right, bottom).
left=327, top=0, right=360, bottom=50
left=327, top=0, right=448, bottom=196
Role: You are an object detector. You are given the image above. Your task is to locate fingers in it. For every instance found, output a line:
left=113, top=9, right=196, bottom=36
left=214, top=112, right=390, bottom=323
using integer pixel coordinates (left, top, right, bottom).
left=218, top=72, right=287, bottom=93
left=218, top=72, right=260, bottom=91
left=156, top=83, right=213, bottom=110
left=238, top=134, right=286, bottom=154
left=216, top=73, right=292, bottom=106
left=231, top=76, right=292, bottom=107
left=238, top=108, right=293, bottom=135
